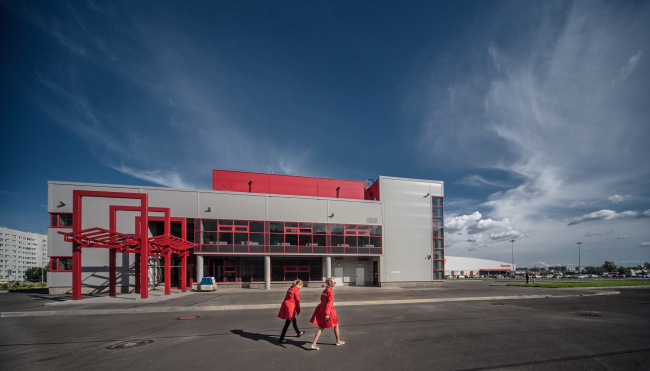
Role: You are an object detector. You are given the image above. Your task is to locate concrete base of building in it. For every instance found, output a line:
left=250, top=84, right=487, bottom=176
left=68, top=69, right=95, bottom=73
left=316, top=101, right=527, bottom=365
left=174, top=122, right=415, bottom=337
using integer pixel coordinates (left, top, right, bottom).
left=48, top=286, right=136, bottom=295
left=379, top=281, right=444, bottom=288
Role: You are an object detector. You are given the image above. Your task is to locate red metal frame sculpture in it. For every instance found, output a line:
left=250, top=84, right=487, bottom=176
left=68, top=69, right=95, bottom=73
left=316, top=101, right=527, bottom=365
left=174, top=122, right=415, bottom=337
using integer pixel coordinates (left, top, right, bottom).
left=58, top=190, right=196, bottom=300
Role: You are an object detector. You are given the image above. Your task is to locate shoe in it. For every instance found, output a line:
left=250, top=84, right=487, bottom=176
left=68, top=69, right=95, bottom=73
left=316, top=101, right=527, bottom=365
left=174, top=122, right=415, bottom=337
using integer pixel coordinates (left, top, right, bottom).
left=279, top=339, right=288, bottom=344
left=297, top=331, right=305, bottom=337
left=336, top=341, right=345, bottom=346
left=310, top=345, right=319, bottom=350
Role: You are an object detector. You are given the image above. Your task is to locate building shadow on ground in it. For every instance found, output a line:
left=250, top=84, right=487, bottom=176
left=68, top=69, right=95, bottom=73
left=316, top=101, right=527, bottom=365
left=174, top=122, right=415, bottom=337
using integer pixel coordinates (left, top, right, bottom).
left=230, top=329, right=311, bottom=350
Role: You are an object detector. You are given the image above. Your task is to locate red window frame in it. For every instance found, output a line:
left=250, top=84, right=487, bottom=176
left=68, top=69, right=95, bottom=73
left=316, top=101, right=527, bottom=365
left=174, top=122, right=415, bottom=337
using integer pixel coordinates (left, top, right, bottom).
left=50, top=257, right=73, bottom=272
left=50, top=213, right=73, bottom=228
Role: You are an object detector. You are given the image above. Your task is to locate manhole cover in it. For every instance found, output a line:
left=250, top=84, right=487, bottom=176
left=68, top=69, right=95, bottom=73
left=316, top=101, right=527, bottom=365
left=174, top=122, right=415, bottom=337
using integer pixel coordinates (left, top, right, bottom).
left=106, top=339, right=153, bottom=350
left=177, top=316, right=199, bottom=320
left=492, top=303, right=504, bottom=305
left=579, top=313, right=601, bottom=317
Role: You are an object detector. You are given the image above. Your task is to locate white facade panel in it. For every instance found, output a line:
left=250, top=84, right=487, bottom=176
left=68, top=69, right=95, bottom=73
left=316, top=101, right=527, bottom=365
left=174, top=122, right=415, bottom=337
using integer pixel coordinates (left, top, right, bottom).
left=267, top=196, right=328, bottom=222
left=199, top=192, right=268, bottom=220
left=147, top=189, right=199, bottom=218
left=328, top=199, right=383, bottom=225
left=48, top=228, right=72, bottom=257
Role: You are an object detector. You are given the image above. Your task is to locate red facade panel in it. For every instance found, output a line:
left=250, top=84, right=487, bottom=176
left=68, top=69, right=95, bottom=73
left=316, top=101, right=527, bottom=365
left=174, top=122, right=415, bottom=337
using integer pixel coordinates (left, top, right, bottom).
left=213, top=170, right=270, bottom=193
left=212, top=169, right=365, bottom=199
left=268, top=174, right=319, bottom=197
left=364, top=180, right=380, bottom=200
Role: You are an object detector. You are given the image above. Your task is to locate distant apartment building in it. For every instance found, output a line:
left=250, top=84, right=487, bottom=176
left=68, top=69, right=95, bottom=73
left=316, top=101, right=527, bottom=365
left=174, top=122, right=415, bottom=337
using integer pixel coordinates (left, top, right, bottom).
left=0, top=226, right=48, bottom=281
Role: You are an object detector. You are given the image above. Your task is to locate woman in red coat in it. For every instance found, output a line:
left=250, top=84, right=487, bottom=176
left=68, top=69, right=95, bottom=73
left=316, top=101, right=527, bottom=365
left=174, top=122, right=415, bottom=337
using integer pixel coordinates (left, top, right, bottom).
left=277, top=279, right=305, bottom=343
left=309, top=277, right=345, bottom=349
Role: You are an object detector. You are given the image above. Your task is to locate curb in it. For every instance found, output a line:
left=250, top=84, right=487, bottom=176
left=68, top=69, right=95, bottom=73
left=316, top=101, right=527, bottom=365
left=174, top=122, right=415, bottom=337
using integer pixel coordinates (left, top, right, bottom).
left=0, top=291, right=620, bottom=318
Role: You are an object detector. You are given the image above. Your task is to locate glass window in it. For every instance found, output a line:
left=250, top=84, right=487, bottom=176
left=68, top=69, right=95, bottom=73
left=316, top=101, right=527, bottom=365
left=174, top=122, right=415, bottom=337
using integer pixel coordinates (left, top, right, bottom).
left=249, top=233, right=264, bottom=246
left=270, top=234, right=284, bottom=245
left=433, top=250, right=444, bottom=259
left=299, top=235, right=312, bottom=246
left=218, top=232, right=233, bottom=245
left=345, top=236, right=357, bottom=247
left=432, top=208, right=443, bottom=217
left=285, top=235, right=298, bottom=246
left=271, top=267, right=284, bottom=281
left=219, top=220, right=234, bottom=225
left=345, top=224, right=357, bottom=230
left=434, top=271, right=444, bottom=280
left=432, top=197, right=443, bottom=207
left=357, top=225, right=369, bottom=230
left=59, top=214, right=73, bottom=227
left=299, top=223, right=312, bottom=228
left=432, top=228, right=443, bottom=238
left=432, top=219, right=443, bottom=228
left=269, top=222, right=284, bottom=233
left=313, top=224, right=327, bottom=234
left=249, top=221, right=265, bottom=232
left=433, top=240, right=443, bottom=249
left=234, top=233, right=248, bottom=245
left=369, top=237, right=382, bottom=247
left=369, top=226, right=382, bottom=236
left=331, top=235, right=344, bottom=247
left=358, top=236, right=369, bottom=247
left=285, top=222, right=298, bottom=227
left=312, top=235, right=326, bottom=247
left=330, top=224, right=344, bottom=234
left=234, top=227, right=248, bottom=232
left=201, top=220, right=218, bottom=231
left=434, top=260, right=444, bottom=270
left=203, top=232, right=218, bottom=244
left=234, top=220, right=248, bottom=226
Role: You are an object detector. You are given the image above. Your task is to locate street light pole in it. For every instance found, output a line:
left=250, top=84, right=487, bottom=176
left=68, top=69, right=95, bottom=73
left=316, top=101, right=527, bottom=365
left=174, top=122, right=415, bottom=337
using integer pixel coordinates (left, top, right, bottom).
left=576, top=242, right=583, bottom=274
left=509, top=239, right=516, bottom=276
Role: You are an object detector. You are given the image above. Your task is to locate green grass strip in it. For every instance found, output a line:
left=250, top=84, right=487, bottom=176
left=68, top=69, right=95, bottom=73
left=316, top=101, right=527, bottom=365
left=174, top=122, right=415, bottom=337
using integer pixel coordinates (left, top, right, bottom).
left=508, top=281, right=650, bottom=288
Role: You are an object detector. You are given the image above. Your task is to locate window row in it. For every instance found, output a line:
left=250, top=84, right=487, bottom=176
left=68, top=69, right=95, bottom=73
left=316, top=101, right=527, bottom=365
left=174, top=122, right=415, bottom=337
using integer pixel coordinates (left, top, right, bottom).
left=198, top=232, right=382, bottom=248
left=196, top=244, right=382, bottom=255
left=197, top=219, right=382, bottom=236
left=202, top=257, right=322, bottom=282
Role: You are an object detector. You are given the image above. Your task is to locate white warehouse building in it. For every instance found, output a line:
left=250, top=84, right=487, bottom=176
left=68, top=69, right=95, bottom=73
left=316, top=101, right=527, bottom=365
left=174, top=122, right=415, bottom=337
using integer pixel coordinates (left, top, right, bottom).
left=445, top=256, right=514, bottom=277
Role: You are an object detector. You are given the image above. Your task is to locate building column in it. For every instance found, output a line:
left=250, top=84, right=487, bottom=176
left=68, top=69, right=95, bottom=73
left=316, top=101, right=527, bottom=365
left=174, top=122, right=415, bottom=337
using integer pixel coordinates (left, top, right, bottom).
left=264, top=255, right=271, bottom=290
left=196, top=255, right=204, bottom=284
left=324, top=256, right=331, bottom=280
left=181, top=253, right=187, bottom=292
left=72, top=242, right=82, bottom=300
left=164, top=252, right=171, bottom=295
left=109, top=249, right=117, bottom=297
left=134, top=254, right=141, bottom=293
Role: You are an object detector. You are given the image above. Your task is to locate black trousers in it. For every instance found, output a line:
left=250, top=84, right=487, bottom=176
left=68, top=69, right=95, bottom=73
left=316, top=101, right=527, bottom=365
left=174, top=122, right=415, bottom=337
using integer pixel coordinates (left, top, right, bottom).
left=279, top=318, right=301, bottom=341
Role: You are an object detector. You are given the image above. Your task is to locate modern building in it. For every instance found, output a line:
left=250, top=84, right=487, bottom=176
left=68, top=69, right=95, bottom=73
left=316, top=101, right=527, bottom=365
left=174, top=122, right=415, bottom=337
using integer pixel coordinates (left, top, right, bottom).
left=0, top=225, right=48, bottom=281
left=444, top=256, right=513, bottom=277
left=47, top=169, right=445, bottom=295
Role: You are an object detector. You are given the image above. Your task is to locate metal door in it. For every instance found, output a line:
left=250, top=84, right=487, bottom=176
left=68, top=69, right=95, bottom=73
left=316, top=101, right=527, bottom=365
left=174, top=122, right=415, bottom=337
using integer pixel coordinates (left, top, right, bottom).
left=356, top=267, right=364, bottom=286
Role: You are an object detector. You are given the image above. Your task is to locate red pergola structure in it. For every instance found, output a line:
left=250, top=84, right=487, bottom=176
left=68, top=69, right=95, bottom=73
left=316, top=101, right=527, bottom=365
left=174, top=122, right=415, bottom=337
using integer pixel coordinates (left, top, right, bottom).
left=58, top=190, right=195, bottom=300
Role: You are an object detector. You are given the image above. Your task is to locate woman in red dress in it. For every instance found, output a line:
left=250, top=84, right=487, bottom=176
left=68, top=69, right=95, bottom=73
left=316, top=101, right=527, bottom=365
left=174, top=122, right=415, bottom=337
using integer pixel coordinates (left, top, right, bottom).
left=277, top=279, right=305, bottom=343
left=309, top=277, right=345, bottom=349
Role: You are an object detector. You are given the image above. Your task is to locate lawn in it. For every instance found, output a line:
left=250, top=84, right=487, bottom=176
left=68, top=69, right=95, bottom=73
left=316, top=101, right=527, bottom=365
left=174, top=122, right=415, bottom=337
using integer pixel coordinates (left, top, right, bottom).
left=0, top=282, right=48, bottom=291
left=508, top=281, right=650, bottom=288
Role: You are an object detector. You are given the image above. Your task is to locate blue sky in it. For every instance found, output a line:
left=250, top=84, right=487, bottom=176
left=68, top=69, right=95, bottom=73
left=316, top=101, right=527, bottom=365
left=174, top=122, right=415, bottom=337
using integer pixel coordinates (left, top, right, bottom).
left=1, top=0, right=649, bottom=269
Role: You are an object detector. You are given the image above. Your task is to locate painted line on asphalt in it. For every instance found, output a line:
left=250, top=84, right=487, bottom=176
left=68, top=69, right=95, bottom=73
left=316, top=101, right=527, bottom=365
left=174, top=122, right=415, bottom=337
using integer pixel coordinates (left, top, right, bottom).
left=0, top=291, right=620, bottom=318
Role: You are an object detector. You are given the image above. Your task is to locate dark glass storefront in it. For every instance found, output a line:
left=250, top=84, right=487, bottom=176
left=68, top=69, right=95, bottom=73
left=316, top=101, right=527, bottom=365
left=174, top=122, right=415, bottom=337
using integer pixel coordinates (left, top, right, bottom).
left=203, top=256, right=322, bottom=282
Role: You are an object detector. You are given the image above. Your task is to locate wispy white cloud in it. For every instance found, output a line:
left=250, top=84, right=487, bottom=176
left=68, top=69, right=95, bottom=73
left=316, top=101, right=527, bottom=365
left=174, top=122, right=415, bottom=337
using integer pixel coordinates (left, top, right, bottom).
left=116, top=165, right=194, bottom=189
left=456, top=175, right=510, bottom=188
left=568, top=209, right=649, bottom=226
left=445, top=211, right=482, bottom=232
left=612, top=50, right=643, bottom=83
left=639, top=242, right=650, bottom=247
left=607, top=194, right=631, bottom=204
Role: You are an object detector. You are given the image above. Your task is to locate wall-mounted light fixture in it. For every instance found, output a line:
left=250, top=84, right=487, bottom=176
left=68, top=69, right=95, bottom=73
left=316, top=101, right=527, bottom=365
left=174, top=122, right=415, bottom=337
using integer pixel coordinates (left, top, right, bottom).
left=329, top=213, right=334, bottom=218
left=426, top=255, right=432, bottom=260
left=58, top=201, right=66, bottom=207
left=205, top=207, right=211, bottom=212
left=423, top=193, right=430, bottom=198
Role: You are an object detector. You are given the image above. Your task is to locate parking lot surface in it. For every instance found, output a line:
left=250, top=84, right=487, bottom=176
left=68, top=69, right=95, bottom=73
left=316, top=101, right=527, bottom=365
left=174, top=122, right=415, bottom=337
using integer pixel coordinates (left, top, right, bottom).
left=1, top=281, right=649, bottom=370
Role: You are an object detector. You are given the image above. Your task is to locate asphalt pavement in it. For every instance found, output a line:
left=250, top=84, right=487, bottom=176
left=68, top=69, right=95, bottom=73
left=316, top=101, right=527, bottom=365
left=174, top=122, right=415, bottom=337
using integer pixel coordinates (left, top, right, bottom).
left=1, top=281, right=648, bottom=370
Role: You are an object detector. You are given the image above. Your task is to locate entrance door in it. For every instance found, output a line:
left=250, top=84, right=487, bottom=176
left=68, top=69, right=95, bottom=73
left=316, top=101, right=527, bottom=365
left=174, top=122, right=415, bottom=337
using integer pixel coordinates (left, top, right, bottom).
left=356, top=267, right=364, bottom=286
left=334, top=267, right=343, bottom=285
left=373, top=261, right=379, bottom=286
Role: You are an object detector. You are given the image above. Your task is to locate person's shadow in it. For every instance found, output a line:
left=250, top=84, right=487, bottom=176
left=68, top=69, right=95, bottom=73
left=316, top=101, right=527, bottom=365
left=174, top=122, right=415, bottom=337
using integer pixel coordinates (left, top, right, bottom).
left=231, top=329, right=311, bottom=350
